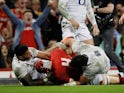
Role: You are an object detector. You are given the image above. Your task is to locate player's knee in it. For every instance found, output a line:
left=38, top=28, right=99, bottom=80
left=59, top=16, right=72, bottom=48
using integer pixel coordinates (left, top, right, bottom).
left=90, top=74, right=110, bottom=85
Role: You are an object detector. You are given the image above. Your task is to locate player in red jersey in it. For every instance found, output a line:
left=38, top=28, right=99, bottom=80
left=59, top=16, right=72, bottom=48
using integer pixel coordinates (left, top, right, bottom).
left=50, top=47, right=81, bottom=84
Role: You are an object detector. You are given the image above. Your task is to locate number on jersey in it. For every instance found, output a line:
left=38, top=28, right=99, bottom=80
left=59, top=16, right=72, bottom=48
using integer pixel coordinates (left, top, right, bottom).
left=61, top=58, right=71, bottom=66
left=79, top=0, right=85, bottom=5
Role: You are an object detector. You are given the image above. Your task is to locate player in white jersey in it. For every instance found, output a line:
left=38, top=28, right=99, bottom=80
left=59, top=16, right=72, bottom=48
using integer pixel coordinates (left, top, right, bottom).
left=62, top=37, right=124, bottom=85
left=12, top=44, right=51, bottom=86
left=58, top=0, right=100, bottom=45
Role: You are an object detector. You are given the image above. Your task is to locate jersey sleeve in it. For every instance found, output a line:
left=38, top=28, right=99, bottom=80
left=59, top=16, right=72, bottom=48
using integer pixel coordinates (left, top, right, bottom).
left=29, top=47, right=38, bottom=57
left=86, top=0, right=97, bottom=25
left=58, top=0, right=72, bottom=20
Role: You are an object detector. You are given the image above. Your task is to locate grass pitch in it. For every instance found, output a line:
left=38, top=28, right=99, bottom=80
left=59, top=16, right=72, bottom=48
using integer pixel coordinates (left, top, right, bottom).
left=0, top=85, right=124, bottom=93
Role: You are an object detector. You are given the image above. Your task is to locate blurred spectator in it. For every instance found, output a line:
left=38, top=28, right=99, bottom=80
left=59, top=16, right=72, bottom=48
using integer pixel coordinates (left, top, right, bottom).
left=119, top=14, right=124, bottom=24
left=0, top=8, right=13, bottom=36
left=0, top=42, right=12, bottom=68
left=25, top=0, right=32, bottom=9
left=114, top=1, right=124, bottom=29
left=120, top=25, right=124, bottom=63
left=40, top=0, right=48, bottom=11
left=5, top=0, right=15, bottom=8
left=1, top=28, right=10, bottom=41
left=92, top=0, right=124, bottom=72
left=41, top=10, right=62, bottom=47
left=113, top=30, right=122, bottom=58
left=31, top=0, right=42, bottom=19
left=1, top=1, right=50, bottom=50
left=0, top=35, right=2, bottom=46
left=11, top=0, right=29, bottom=19
left=115, top=1, right=124, bottom=18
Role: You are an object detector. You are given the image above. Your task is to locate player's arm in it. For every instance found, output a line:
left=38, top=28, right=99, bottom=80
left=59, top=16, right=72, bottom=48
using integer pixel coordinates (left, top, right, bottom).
left=86, top=0, right=99, bottom=36
left=94, top=2, right=114, bottom=14
left=29, top=47, right=50, bottom=59
left=0, top=0, right=21, bottom=25
left=58, top=0, right=79, bottom=29
left=119, top=14, right=124, bottom=24
left=37, top=51, right=50, bottom=60
left=79, top=75, right=89, bottom=84
left=35, top=6, right=50, bottom=26
left=58, top=0, right=71, bottom=20
left=7, top=20, right=13, bottom=37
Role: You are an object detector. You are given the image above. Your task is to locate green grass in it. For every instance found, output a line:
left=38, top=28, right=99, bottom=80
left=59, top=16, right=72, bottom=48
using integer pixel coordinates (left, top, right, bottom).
left=0, top=85, right=124, bottom=93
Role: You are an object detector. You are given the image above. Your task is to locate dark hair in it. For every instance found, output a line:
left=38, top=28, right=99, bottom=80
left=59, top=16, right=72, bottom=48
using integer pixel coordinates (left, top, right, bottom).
left=23, top=9, right=32, bottom=15
left=70, top=55, right=88, bottom=69
left=14, top=44, right=28, bottom=56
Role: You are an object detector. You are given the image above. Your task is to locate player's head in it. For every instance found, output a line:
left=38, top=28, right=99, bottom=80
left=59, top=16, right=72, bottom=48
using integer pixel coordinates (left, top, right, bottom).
left=69, top=55, right=88, bottom=70
left=22, top=9, right=33, bottom=24
left=0, top=0, right=5, bottom=8
left=14, top=44, right=31, bottom=61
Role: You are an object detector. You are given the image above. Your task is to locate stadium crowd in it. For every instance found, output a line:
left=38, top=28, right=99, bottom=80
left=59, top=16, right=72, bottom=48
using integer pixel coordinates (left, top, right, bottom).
left=0, top=0, right=124, bottom=86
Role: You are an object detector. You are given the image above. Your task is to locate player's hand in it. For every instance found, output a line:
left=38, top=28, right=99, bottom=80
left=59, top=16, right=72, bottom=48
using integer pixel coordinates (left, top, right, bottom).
left=61, top=37, right=70, bottom=46
left=61, top=37, right=75, bottom=48
left=69, top=18, right=79, bottom=29
left=35, top=60, right=50, bottom=73
left=47, top=0, right=58, bottom=12
left=93, top=24, right=100, bottom=36
left=0, top=0, right=5, bottom=8
left=119, top=14, right=124, bottom=24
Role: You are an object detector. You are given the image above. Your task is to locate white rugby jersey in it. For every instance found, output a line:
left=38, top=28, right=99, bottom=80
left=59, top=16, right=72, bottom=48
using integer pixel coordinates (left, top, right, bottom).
left=72, top=41, right=110, bottom=80
left=12, top=47, right=51, bottom=80
left=59, top=0, right=96, bottom=24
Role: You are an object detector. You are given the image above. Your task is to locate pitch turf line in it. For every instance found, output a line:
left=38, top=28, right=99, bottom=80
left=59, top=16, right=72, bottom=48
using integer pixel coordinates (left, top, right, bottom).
left=0, top=85, right=123, bottom=93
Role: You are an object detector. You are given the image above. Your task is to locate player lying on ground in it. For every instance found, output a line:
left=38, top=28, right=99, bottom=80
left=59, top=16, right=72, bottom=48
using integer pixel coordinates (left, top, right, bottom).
left=62, top=37, right=124, bottom=85
left=50, top=47, right=82, bottom=85
left=12, top=42, right=75, bottom=86
left=12, top=44, right=52, bottom=86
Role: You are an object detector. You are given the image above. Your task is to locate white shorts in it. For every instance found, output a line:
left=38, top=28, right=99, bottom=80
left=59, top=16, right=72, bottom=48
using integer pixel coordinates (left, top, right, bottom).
left=61, top=18, right=93, bottom=41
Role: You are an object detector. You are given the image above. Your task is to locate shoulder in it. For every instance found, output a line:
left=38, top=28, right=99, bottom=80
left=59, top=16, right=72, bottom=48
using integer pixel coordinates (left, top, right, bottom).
left=28, top=47, right=39, bottom=57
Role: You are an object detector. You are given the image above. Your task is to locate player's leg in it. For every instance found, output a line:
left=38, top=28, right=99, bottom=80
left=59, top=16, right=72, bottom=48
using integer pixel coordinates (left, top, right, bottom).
left=90, top=73, right=124, bottom=85
left=61, top=18, right=75, bottom=38
left=83, top=39, right=94, bottom=45
left=75, top=25, right=94, bottom=45
left=89, top=74, right=110, bottom=85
